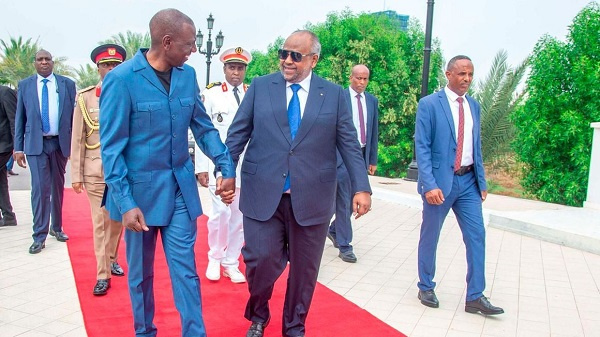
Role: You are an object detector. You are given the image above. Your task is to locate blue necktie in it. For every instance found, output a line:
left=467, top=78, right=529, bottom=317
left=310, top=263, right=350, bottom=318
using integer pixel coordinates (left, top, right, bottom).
left=41, top=79, right=50, bottom=134
left=283, top=83, right=301, bottom=192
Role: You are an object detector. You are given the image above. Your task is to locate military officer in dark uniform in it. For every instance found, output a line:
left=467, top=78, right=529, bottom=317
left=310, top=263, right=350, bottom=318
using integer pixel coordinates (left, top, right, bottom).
left=71, top=44, right=126, bottom=295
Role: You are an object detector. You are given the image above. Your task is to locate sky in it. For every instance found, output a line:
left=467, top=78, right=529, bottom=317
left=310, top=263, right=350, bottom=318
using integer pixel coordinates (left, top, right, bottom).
left=0, top=0, right=596, bottom=86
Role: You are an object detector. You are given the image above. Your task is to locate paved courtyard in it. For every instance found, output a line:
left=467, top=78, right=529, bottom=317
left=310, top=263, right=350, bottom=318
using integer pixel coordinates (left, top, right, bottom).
left=1, top=173, right=599, bottom=336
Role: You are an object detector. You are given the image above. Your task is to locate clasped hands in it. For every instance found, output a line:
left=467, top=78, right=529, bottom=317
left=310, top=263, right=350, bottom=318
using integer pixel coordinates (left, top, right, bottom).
left=195, top=172, right=235, bottom=205
left=216, top=176, right=236, bottom=205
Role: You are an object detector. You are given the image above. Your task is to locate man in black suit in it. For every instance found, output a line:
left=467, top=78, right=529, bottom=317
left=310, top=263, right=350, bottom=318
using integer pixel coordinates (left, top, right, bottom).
left=328, top=64, right=379, bottom=263
left=226, top=30, right=372, bottom=337
left=14, top=49, right=76, bottom=253
left=0, top=85, right=17, bottom=227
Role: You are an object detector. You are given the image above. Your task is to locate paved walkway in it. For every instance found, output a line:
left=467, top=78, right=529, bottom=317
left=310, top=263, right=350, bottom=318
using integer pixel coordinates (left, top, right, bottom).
left=1, top=175, right=600, bottom=336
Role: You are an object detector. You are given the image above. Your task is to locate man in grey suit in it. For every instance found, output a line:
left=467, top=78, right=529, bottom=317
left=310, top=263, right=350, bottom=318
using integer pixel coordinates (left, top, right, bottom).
left=328, top=64, right=379, bottom=263
left=0, top=85, right=18, bottom=227
left=14, top=49, right=76, bottom=254
left=226, top=30, right=372, bottom=337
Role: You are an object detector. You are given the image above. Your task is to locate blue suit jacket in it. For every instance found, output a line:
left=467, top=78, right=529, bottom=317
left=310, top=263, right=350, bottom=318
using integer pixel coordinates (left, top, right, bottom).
left=99, top=49, right=235, bottom=225
left=14, top=74, right=76, bottom=156
left=415, top=89, right=487, bottom=197
left=337, top=89, right=379, bottom=169
left=226, top=72, right=371, bottom=226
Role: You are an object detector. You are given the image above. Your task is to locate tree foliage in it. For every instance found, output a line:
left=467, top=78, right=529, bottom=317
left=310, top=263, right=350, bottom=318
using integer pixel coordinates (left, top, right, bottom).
left=473, top=50, right=528, bottom=163
left=246, top=10, right=443, bottom=177
left=0, top=36, right=74, bottom=88
left=511, top=3, right=600, bottom=206
left=73, top=64, right=100, bottom=89
left=100, top=31, right=151, bottom=60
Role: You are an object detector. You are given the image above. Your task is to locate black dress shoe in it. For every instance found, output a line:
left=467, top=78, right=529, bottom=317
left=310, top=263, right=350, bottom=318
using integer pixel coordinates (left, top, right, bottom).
left=246, top=319, right=269, bottom=337
left=0, top=218, right=17, bottom=226
left=93, top=279, right=111, bottom=296
left=418, top=289, right=439, bottom=308
left=49, top=228, right=69, bottom=242
left=465, top=296, right=504, bottom=315
left=29, top=241, right=45, bottom=254
left=338, top=250, right=357, bottom=263
left=327, top=232, right=339, bottom=248
left=111, top=261, right=125, bottom=276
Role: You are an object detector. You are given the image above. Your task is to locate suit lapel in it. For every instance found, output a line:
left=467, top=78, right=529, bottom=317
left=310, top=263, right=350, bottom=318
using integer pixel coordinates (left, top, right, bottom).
left=292, top=75, right=325, bottom=148
left=437, top=90, right=457, bottom=144
left=467, top=95, right=480, bottom=142
left=55, top=75, right=66, bottom=119
left=269, top=74, right=292, bottom=145
left=132, top=50, right=168, bottom=96
left=27, top=76, right=40, bottom=118
left=366, top=93, right=375, bottom=137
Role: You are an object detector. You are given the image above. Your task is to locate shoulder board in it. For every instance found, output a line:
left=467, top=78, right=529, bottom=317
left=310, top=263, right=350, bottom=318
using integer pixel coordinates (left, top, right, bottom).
left=206, top=82, right=222, bottom=89
left=77, top=85, right=95, bottom=94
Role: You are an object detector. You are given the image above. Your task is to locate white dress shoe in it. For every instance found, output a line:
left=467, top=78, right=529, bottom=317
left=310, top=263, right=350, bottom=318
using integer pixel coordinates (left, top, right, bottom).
left=206, top=260, right=221, bottom=281
left=223, top=267, right=246, bottom=283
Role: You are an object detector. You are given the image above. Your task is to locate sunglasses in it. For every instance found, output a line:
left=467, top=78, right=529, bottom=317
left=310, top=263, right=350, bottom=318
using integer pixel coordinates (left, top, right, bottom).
left=278, top=49, right=314, bottom=63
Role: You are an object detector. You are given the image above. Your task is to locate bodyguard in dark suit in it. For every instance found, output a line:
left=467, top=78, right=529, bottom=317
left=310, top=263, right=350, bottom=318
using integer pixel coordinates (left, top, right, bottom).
left=415, top=55, right=503, bottom=315
left=14, top=50, right=76, bottom=253
left=0, top=85, right=18, bottom=227
left=328, top=64, right=379, bottom=263
left=226, top=30, right=372, bottom=337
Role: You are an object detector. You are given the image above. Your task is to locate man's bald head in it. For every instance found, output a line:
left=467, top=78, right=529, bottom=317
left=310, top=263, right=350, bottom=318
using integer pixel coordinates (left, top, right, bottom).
left=349, top=64, right=370, bottom=94
left=351, top=64, right=369, bottom=77
left=149, top=8, right=195, bottom=47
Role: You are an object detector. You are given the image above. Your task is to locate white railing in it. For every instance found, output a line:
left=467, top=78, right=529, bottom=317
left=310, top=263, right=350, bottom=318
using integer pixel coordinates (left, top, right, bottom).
left=585, top=122, right=600, bottom=210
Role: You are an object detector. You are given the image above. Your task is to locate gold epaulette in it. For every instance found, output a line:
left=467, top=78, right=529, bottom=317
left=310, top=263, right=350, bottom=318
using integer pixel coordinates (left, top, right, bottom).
left=77, top=85, right=95, bottom=94
left=77, top=93, right=101, bottom=150
left=206, top=81, right=222, bottom=89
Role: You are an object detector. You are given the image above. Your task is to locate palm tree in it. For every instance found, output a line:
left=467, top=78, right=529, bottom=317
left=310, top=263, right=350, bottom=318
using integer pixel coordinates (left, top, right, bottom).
left=100, top=31, right=151, bottom=60
left=473, top=50, right=528, bottom=163
left=73, top=64, right=100, bottom=89
left=0, top=37, right=40, bottom=87
left=0, top=36, right=75, bottom=88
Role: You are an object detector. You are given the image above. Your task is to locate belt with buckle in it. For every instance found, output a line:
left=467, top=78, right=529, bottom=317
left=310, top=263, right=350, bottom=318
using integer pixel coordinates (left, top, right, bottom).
left=454, top=165, right=474, bottom=176
left=43, top=135, right=58, bottom=140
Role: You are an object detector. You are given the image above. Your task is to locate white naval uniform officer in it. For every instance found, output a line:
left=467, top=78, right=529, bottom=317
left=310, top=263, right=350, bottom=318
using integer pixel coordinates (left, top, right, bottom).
left=195, top=47, right=251, bottom=284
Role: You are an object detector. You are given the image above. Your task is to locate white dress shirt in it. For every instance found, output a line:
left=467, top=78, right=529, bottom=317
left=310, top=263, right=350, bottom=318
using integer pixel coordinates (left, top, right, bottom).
left=286, top=72, right=312, bottom=118
left=37, top=73, right=60, bottom=136
left=348, top=86, right=368, bottom=147
left=444, top=86, right=474, bottom=167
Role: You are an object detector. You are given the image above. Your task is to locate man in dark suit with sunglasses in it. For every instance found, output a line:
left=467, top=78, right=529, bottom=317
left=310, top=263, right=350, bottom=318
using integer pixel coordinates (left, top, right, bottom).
left=226, top=30, right=372, bottom=337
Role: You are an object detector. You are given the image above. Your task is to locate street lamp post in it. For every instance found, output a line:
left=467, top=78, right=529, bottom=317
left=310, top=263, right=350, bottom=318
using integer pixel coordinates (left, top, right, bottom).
left=405, top=0, right=435, bottom=181
left=195, top=13, right=224, bottom=87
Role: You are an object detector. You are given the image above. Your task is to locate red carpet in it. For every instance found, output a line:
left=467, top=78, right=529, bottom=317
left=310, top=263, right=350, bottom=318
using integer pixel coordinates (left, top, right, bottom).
left=63, top=189, right=406, bottom=336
